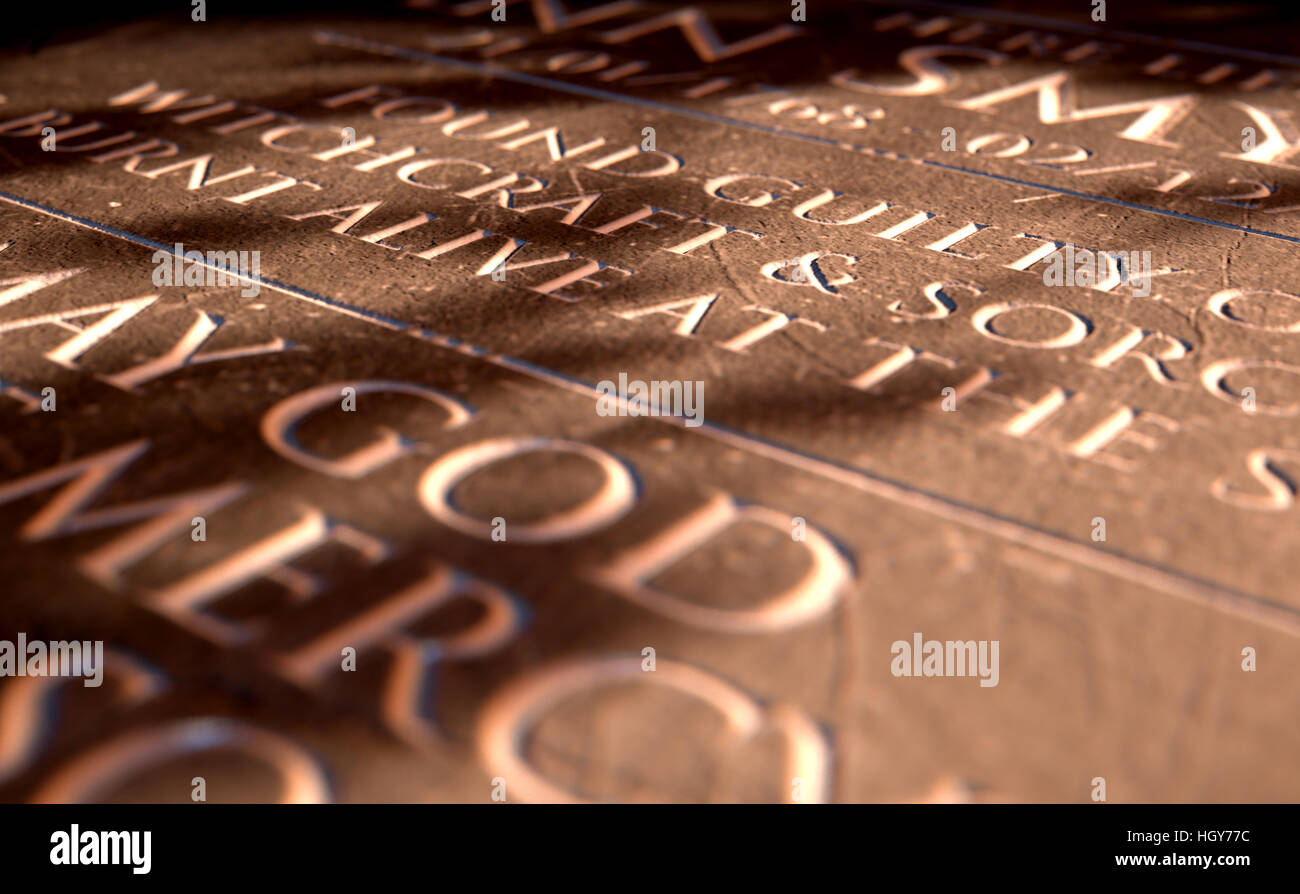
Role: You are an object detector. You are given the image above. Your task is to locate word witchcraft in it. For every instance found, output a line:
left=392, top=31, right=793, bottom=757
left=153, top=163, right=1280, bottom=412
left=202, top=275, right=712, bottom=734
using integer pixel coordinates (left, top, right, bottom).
left=1042, top=244, right=1152, bottom=297
left=50, top=826, right=151, bottom=875
left=151, top=241, right=261, bottom=297
left=596, top=373, right=704, bottom=427
left=0, top=634, right=103, bottom=687
left=890, top=633, right=1000, bottom=687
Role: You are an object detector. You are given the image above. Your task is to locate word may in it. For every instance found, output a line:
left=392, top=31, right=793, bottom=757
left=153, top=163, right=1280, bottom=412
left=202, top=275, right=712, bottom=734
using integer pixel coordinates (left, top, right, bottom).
left=151, top=242, right=261, bottom=297
left=50, top=825, right=151, bottom=875
left=596, top=372, right=704, bottom=427
left=1042, top=244, right=1152, bottom=297
left=890, top=633, right=1000, bottom=687
left=0, top=634, right=103, bottom=687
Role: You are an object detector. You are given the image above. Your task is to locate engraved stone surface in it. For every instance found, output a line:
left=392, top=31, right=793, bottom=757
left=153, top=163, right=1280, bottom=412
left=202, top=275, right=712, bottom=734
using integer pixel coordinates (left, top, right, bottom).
left=0, top=0, right=1298, bottom=803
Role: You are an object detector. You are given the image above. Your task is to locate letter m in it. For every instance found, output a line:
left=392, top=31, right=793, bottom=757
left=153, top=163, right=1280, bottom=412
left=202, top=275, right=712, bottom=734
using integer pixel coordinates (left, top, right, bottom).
left=945, top=640, right=976, bottom=676
left=205, top=250, right=241, bottom=286
left=950, top=71, right=1196, bottom=147
left=649, top=380, right=682, bottom=411
left=0, top=441, right=246, bottom=588
left=600, top=6, right=801, bottom=62
left=100, top=831, right=127, bottom=865
left=52, top=641, right=82, bottom=676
